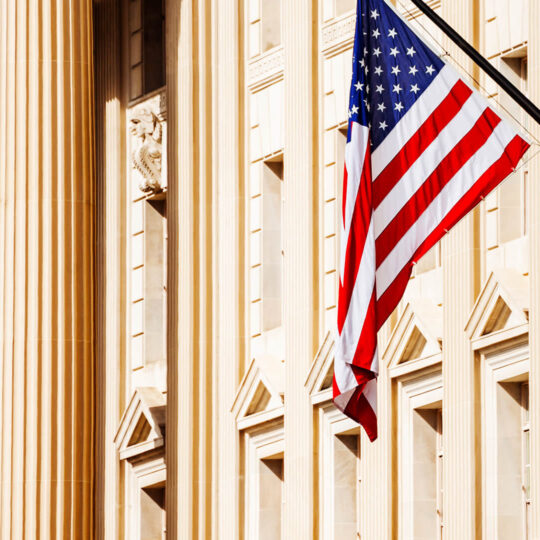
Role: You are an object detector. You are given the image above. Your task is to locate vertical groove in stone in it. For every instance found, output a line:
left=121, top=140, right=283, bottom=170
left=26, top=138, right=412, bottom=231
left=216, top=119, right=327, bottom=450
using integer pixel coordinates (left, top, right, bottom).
left=441, top=1, right=478, bottom=538
left=360, top=325, right=393, bottom=540
left=0, top=0, right=6, bottom=535
left=528, top=1, right=540, bottom=536
left=214, top=0, right=242, bottom=537
left=165, top=0, right=200, bottom=537
left=94, top=0, right=125, bottom=537
left=0, top=0, right=95, bottom=537
left=283, top=0, right=315, bottom=537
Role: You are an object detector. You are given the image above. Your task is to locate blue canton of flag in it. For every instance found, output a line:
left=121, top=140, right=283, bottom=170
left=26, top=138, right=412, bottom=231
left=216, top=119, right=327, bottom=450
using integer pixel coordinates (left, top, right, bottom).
left=349, top=0, right=444, bottom=148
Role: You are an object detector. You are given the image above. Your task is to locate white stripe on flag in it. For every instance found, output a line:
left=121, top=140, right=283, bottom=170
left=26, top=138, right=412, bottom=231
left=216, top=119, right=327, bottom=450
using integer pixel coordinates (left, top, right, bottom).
left=341, top=123, right=370, bottom=281
left=375, top=120, right=517, bottom=297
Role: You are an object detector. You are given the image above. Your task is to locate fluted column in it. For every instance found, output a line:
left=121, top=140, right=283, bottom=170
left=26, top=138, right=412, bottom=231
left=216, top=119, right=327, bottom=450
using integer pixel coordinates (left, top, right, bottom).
left=166, top=0, right=195, bottom=537
left=214, top=0, right=243, bottom=537
left=94, top=0, right=125, bottom=538
left=441, top=0, right=479, bottom=538
left=0, top=1, right=95, bottom=538
left=527, top=1, right=540, bottom=536
left=283, top=0, right=317, bottom=537
left=166, top=0, right=214, bottom=537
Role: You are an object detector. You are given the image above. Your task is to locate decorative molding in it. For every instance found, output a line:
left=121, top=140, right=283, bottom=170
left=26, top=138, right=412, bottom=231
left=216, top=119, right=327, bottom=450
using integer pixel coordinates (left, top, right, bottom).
left=398, top=0, right=441, bottom=21
left=384, top=299, right=443, bottom=371
left=305, top=331, right=335, bottom=405
left=465, top=269, right=529, bottom=348
left=115, top=387, right=166, bottom=461
left=247, top=47, right=284, bottom=91
left=321, top=14, right=355, bottom=56
left=232, top=357, right=284, bottom=430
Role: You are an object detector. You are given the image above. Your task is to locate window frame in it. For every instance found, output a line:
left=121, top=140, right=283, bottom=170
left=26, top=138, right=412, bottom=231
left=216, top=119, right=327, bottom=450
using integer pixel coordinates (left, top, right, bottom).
left=244, top=422, right=285, bottom=540
left=481, top=338, right=529, bottom=540
left=396, top=366, right=443, bottom=539
left=318, top=403, right=362, bottom=539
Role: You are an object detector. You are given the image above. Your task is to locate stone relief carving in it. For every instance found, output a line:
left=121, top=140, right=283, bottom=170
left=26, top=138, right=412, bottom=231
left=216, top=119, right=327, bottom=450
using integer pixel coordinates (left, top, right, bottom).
left=130, top=107, right=163, bottom=193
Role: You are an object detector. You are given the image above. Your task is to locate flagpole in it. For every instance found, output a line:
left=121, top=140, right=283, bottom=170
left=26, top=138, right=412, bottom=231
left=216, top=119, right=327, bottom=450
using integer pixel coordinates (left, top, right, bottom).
left=409, top=0, right=540, bottom=125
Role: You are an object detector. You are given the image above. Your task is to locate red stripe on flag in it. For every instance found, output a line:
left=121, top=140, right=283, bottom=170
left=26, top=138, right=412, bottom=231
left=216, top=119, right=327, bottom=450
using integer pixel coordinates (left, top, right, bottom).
left=349, top=289, right=378, bottom=371
left=376, top=263, right=413, bottom=329
left=372, top=80, right=472, bottom=208
left=375, top=107, right=502, bottom=266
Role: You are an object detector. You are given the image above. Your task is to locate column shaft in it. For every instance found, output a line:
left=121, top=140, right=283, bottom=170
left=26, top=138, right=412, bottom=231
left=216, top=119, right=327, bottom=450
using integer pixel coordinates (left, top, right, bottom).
left=94, top=0, right=126, bottom=537
left=166, top=0, right=214, bottom=537
left=441, top=1, right=480, bottom=538
left=283, top=0, right=317, bottom=537
left=0, top=0, right=95, bottom=538
left=527, top=0, right=540, bottom=536
left=166, top=0, right=195, bottom=536
left=214, top=0, right=243, bottom=537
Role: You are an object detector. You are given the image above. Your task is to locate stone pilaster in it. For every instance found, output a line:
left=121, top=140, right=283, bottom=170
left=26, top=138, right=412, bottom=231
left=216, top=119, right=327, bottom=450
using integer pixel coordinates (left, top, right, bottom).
left=214, top=0, right=243, bottom=537
left=441, top=1, right=480, bottom=538
left=527, top=1, right=540, bottom=536
left=282, top=0, right=316, bottom=537
left=165, top=0, right=195, bottom=537
left=0, top=0, right=95, bottom=537
left=166, top=0, right=214, bottom=537
left=94, top=0, right=126, bottom=538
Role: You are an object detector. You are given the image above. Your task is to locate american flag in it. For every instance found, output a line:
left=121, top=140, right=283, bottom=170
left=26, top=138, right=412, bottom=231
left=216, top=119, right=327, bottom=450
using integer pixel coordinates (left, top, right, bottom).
left=333, top=0, right=530, bottom=441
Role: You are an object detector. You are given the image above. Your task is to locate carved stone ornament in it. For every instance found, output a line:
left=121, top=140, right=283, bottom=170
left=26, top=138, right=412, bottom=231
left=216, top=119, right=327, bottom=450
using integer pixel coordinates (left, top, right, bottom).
left=129, top=107, right=163, bottom=194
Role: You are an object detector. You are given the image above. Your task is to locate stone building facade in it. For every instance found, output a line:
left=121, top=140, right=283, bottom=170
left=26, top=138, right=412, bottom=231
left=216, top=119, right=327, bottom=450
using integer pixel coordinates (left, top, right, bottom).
left=0, top=0, right=539, bottom=538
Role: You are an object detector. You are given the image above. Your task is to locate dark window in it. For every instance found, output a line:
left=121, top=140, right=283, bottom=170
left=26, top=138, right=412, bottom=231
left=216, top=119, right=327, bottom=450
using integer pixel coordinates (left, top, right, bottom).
left=130, top=0, right=166, bottom=101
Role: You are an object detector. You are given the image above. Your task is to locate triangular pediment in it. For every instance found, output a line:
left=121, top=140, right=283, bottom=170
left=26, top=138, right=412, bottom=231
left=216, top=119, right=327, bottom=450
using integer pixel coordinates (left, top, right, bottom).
left=466, top=269, right=528, bottom=343
left=232, top=356, right=284, bottom=426
left=115, top=387, right=166, bottom=461
left=384, top=299, right=442, bottom=368
left=305, top=331, right=335, bottom=399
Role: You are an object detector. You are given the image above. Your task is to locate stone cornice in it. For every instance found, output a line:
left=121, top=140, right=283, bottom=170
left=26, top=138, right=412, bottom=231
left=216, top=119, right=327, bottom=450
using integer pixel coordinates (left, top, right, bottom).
left=248, top=47, right=284, bottom=92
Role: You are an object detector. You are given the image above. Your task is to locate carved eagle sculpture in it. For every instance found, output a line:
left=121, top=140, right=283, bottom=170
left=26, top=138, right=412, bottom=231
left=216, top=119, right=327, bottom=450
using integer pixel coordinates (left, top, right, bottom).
left=129, top=108, right=163, bottom=194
